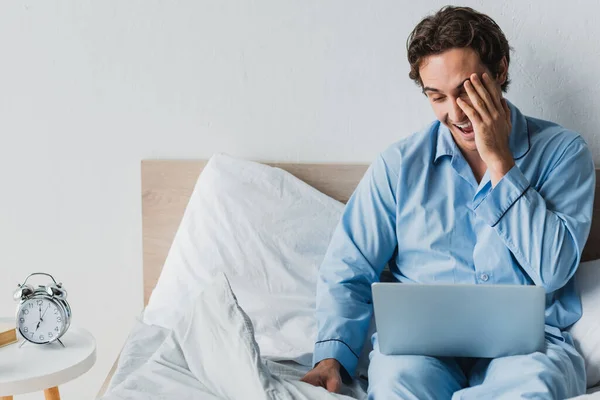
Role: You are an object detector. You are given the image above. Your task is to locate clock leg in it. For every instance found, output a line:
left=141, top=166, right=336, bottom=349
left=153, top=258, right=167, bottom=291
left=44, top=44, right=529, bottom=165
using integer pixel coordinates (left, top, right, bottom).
left=43, top=386, right=60, bottom=400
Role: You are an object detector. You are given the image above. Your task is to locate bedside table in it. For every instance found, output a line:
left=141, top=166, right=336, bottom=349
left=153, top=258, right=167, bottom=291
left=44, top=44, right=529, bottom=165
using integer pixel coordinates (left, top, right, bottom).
left=0, top=325, right=96, bottom=400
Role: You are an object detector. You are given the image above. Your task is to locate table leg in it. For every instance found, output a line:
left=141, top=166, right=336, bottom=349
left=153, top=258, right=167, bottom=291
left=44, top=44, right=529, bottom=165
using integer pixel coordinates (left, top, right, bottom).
left=44, top=386, right=60, bottom=400
left=1, top=396, right=13, bottom=400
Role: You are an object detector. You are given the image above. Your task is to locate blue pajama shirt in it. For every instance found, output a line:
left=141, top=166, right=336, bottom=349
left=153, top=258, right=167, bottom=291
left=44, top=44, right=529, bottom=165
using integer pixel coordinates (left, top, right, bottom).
left=313, top=100, right=596, bottom=399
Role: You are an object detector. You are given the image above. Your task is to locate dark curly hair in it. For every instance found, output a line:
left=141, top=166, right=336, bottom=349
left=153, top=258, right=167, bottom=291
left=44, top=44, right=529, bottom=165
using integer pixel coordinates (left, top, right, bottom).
left=407, top=6, right=512, bottom=92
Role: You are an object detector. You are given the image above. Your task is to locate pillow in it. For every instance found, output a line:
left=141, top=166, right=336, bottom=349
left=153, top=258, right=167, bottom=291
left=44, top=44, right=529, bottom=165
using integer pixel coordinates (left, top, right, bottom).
left=143, top=154, right=344, bottom=366
left=570, top=258, right=600, bottom=388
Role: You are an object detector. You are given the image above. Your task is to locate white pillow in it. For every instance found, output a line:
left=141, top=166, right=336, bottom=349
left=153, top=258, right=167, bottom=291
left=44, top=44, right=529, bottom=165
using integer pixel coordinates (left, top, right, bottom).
left=143, top=154, right=344, bottom=366
left=570, top=258, right=600, bottom=388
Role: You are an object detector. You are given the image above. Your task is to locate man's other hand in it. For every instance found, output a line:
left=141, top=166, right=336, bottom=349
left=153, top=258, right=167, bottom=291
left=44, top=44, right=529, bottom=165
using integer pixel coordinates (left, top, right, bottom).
left=300, top=358, right=342, bottom=393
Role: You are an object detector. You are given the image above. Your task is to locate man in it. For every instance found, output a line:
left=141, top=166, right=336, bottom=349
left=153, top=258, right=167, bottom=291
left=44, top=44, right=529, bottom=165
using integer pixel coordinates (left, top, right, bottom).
left=301, top=6, right=595, bottom=399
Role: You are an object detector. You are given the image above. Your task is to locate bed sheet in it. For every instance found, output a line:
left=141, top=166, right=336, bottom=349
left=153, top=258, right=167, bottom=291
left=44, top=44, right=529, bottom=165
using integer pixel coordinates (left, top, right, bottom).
left=100, top=274, right=367, bottom=400
left=102, top=283, right=599, bottom=400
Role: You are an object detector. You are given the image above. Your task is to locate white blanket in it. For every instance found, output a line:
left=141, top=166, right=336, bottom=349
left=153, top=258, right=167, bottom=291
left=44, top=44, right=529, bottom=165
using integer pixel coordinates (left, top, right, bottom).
left=101, top=272, right=365, bottom=399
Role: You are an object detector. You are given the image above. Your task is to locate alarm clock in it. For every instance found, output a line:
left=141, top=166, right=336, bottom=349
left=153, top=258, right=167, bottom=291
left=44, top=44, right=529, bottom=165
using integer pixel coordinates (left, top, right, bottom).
left=13, top=272, right=71, bottom=346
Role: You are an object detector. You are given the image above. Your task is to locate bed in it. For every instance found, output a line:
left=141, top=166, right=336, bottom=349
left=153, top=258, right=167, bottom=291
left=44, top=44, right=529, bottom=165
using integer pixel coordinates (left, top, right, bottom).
left=96, top=158, right=600, bottom=398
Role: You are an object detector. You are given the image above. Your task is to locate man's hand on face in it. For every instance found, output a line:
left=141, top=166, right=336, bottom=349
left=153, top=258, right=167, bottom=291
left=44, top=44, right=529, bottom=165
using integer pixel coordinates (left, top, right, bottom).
left=457, top=72, right=514, bottom=186
left=300, top=358, right=342, bottom=393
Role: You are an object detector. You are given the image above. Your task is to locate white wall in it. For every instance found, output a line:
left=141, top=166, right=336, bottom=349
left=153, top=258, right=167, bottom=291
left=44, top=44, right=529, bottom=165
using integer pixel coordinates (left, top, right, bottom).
left=1, top=1, right=598, bottom=398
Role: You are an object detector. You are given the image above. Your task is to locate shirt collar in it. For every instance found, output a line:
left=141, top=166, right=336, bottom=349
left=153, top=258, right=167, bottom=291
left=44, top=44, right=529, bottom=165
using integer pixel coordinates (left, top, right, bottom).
left=433, top=99, right=531, bottom=163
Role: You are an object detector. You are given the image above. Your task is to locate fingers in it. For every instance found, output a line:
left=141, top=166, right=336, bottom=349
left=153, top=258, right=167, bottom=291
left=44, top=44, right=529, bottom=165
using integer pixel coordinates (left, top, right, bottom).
left=501, top=98, right=510, bottom=122
left=300, top=370, right=341, bottom=394
left=502, top=98, right=512, bottom=134
left=326, top=376, right=341, bottom=393
left=456, top=97, right=482, bottom=126
left=466, top=74, right=494, bottom=117
left=300, top=372, right=328, bottom=388
left=300, top=374, right=317, bottom=386
left=481, top=73, right=503, bottom=111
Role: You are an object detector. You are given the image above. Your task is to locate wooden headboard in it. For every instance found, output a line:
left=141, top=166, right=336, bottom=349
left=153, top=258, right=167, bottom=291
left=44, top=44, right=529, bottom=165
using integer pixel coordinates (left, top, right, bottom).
left=141, top=160, right=600, bottom=306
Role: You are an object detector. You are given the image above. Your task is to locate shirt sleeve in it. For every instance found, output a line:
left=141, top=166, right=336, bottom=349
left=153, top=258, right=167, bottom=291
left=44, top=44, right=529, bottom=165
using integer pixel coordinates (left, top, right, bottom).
left=313, top=154, right=399, bottom=377
left=473, top=137, right=595, bottom=293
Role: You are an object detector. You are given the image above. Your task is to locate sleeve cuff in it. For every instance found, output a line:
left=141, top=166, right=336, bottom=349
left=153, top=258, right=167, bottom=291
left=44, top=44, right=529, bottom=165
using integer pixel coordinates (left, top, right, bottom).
left=473, top=165, right=531, bottom=227
left=313, top=339, right=359, bottom=378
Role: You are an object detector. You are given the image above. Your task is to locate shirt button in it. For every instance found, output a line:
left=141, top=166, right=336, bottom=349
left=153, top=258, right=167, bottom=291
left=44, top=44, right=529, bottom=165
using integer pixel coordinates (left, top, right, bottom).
left=480, top=273, right=489, bottom=282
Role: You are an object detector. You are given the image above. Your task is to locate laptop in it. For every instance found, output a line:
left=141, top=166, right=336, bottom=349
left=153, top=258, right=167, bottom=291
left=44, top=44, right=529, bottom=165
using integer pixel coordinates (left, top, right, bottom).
left=371, top=282, right=546, bottom=358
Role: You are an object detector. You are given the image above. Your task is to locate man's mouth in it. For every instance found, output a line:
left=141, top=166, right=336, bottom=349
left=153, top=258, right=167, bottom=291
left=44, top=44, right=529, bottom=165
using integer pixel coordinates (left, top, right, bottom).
left=453, top=120, right=474, bottom=134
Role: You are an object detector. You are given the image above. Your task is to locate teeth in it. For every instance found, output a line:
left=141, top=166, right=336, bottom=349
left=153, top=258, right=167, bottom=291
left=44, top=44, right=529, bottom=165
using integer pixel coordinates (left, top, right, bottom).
left=455, top=121, right=472, bottom=129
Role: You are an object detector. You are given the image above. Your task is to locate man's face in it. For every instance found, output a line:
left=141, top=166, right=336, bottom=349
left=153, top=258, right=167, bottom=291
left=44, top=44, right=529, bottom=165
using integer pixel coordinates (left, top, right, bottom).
left=419, top=47, right=504, bottom=155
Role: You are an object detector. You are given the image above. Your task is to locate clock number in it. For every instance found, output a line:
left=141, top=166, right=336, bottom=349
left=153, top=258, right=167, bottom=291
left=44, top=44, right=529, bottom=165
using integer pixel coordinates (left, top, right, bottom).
left=54, top=309, right=58, bottom=315
left=57, top=317, right=62, bottom=322
left=28, top=303, right=34, bottom=308
left=55, top=327, right=59, bottom=332
left=23, top=327, right=29, bottom=333
left=39, top=335, right=44, bottom=341
left=37, top=300, right=43, bottom=306
left=29, top=332, right=34, bottom=337
left=23, top=309, right=29, bottom=315
left=19, top=317, right=24, bottom=323
left=48, top=332, right=53, bottom=338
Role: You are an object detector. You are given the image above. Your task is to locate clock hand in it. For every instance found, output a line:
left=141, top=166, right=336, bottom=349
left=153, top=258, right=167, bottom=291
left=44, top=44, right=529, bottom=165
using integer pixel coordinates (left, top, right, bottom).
left=35, top=320, right=41, bottom=332
left=41, top=303, right=51, bottom=320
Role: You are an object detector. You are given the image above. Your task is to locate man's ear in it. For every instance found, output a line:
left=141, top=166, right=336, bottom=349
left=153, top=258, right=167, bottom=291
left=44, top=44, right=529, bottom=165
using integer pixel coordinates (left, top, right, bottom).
left=496, top=56, right=508, bottom=86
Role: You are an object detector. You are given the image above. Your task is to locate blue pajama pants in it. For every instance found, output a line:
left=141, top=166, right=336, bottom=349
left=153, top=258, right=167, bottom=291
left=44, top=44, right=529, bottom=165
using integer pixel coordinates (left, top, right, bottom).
left=367, top=332, right=586, bottom=399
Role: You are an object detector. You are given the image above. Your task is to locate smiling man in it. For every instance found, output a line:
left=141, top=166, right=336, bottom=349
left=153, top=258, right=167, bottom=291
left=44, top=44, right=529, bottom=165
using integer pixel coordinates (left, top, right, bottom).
left=301, top=6, right=595, bottom=400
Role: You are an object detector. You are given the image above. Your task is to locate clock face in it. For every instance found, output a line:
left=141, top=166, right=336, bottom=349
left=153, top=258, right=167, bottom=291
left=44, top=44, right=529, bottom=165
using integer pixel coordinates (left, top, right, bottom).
left=17, top=297, right=65, bottom=344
